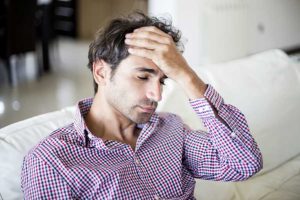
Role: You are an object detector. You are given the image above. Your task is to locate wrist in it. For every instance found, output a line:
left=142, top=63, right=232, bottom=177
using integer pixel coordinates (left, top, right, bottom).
left=177, top=69, right=207, bottom=99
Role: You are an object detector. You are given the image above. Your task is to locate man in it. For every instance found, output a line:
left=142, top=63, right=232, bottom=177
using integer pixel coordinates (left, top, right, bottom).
left=21, top=12, right=262, bottom=199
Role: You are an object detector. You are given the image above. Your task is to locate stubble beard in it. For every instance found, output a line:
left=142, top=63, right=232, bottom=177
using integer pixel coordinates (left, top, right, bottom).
left=131, top=106, right=154, bottom=124
left=107, top=76, right=157, bottom=124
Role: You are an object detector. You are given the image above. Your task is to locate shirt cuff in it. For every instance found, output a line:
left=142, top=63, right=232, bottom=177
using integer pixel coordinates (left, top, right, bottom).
left=189, top=85, right=224, bottom=119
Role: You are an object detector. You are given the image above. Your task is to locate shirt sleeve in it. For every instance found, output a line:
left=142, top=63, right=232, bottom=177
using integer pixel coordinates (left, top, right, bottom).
left=21, top=153, right=73, bottom=199
left=182, top=85, right=263, bottom=181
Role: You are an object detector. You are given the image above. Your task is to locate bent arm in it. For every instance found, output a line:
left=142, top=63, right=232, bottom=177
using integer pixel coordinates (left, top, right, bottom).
left=183, top=85, right=263, bottom=181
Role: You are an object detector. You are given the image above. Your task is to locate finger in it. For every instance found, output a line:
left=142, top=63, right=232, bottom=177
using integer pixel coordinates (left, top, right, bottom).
left=128, top=47, right=154, bottom=59
left=134, top=26, right=172, bottom=39
left=126, top=31, right=172, bottom=45
left=125, top=38, right=165, bottom=50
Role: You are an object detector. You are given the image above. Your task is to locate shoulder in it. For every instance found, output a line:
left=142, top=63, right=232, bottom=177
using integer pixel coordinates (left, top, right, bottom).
left=155, top=112, right=185, bottom=127
left=156, top=112, right=183, bottom=120
left=25, top=123, right=78, bottom=161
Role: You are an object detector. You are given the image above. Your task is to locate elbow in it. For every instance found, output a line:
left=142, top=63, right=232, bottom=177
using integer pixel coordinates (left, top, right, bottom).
left=241, top=164, right=263, bottom=181
left=239, top=154, right=263, bottom=181
left=223, top=154, right=263, bottom=181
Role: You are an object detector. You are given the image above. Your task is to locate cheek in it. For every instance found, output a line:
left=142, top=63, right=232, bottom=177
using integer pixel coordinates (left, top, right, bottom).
left=124, top=78, right=146, bottom=97
left=109, top=76, right=147, bottom=103
left=109, top=83, right=136, bottom=105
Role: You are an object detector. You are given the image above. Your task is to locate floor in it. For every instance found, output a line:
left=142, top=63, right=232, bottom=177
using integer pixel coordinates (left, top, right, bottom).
left=0, top=38, right=94, bottom=128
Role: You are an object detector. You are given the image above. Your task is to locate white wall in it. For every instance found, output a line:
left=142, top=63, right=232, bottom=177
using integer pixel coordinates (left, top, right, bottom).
left=248, top=0, right=300, bottom=52
left=149, top=0, right=205, bottom=67
left=149, top=0, right=300, bottom=68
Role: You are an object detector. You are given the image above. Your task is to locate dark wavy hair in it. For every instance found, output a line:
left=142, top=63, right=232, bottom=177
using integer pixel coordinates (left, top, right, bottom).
left=87, top=11, right=184, bottom=94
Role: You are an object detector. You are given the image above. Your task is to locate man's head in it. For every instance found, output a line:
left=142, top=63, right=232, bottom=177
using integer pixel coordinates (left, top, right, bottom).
left=88, top=11, right=183, bottom=94
left=87, top=12, right=183, bottom=124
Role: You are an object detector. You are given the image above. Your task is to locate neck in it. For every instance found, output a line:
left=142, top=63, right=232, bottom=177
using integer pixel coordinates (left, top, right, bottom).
left=85, top=93, right=139, bottom=143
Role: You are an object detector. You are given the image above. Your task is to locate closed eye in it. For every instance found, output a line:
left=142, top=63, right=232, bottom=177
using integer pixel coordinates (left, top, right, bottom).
left=137, top=76, right=166, bottom=85
left=138, top=76, right=148, bottom=80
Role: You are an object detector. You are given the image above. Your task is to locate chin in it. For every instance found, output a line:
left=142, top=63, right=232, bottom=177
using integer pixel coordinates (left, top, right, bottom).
left=133, top=113, right=152, bottom=124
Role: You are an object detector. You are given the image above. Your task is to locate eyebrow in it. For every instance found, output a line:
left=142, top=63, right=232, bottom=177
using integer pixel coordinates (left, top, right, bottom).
left=135, top=67, right=168, bottom=79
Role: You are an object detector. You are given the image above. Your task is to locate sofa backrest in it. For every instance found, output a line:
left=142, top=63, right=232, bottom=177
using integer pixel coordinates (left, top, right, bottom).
left=158, top=49, right=300, bottom=176
left=0, top=107, right=75, bottom=199
left=157, top=49, right=300, bottom=199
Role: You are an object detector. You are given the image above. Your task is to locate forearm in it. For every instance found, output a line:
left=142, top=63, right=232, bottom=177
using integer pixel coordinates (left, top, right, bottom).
left=175, top=67, right=207, bottom=99
left=185, top=85, right=263, bottom=180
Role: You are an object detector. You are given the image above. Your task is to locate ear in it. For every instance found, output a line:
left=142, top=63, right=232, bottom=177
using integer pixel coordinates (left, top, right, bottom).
left=92, top=60, right=111, bottom=86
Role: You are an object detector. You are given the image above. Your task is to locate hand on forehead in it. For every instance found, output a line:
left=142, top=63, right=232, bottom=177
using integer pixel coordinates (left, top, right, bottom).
left=124, top=25, right=188, bottom=81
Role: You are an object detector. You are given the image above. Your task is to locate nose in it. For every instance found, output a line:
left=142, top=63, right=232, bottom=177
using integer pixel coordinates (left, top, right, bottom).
left=146, top=81, right=162, bottom=102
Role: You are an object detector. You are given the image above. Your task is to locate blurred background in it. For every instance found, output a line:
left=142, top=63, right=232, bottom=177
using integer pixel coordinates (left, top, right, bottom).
left=0, top=0, right=300, bottom=128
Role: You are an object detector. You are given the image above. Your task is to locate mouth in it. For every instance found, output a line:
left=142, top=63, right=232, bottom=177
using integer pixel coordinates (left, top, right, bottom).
left=138, top=106, right=156, bottom=113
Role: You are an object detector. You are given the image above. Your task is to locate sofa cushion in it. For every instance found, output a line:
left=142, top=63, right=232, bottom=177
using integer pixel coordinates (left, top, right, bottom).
left=232, top=153, right=300, bottom=200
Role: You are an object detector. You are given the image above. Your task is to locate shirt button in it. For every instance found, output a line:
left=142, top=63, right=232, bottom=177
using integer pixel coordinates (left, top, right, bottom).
left=135, top=158, right=140, bottom=165
left=199, top=106, right=209, bottom=112
left=154, top=195, right=160, bottom=200
left=231, top=132, right=236, bottom=138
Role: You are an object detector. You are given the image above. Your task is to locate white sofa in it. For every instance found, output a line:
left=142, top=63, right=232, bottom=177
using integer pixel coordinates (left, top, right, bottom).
left=1, top=49, right=300, bottom=200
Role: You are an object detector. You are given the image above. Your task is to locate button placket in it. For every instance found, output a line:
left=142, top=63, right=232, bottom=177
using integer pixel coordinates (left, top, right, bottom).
left=135, top=157, right=141, bottom=165
left=230, top=132, right=236, bottom=138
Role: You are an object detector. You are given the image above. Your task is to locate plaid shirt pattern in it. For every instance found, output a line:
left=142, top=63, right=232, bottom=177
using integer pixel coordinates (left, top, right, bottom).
left=21, top=85, right=262, bottom=199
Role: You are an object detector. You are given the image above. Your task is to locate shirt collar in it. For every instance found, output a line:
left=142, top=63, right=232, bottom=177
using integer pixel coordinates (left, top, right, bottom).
left=73, top=98, right=93, bottom=145
left=73, top=98, right=159, bottom=148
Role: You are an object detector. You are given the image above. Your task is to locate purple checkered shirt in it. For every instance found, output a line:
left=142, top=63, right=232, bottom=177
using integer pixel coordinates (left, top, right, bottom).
left=21, top=85, right=262, bottom=199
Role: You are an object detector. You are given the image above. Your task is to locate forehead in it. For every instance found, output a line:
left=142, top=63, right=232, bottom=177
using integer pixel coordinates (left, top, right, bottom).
left=117, top=55, right=164, bottom=76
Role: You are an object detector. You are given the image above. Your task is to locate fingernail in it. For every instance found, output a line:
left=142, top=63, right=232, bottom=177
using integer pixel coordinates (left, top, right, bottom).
left=125, top=33, right=131, bottom=38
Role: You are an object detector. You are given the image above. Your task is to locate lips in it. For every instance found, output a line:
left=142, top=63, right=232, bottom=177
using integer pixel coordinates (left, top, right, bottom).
left=138, top=106, right=156, bottom=113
